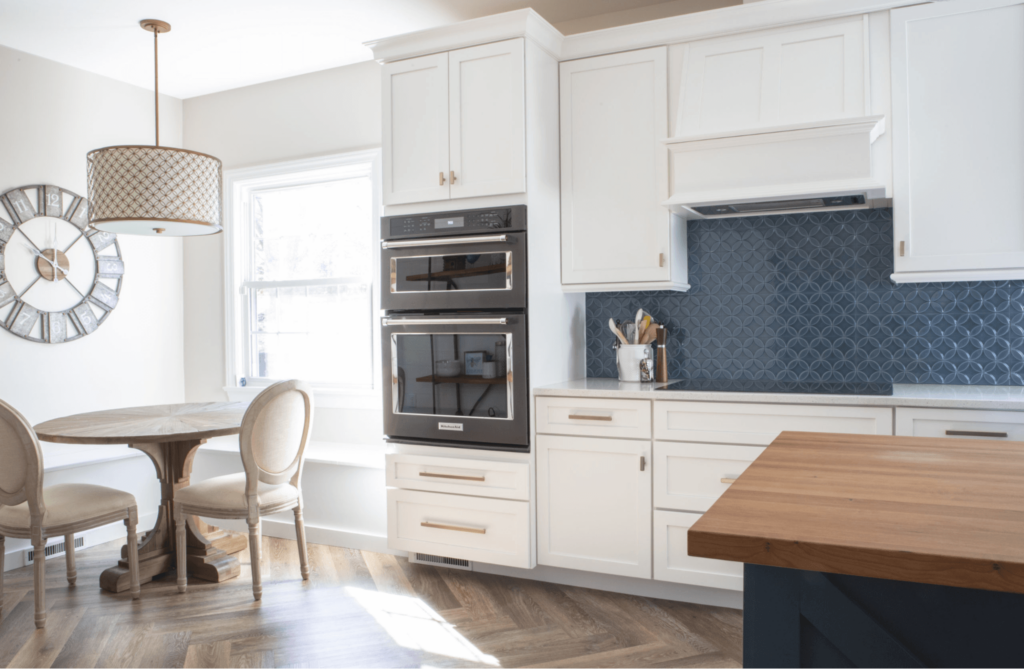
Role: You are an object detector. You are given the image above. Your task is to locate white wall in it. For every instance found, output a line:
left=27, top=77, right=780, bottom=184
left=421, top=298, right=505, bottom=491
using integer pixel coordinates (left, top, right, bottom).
left=0, top=45, right=181, bottom=559
left=181, top=60, right=383, bottom=445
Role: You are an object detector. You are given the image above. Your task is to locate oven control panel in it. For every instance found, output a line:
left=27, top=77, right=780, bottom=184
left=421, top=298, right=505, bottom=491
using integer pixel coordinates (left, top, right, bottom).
left=383, top=205, right=526, bottom=240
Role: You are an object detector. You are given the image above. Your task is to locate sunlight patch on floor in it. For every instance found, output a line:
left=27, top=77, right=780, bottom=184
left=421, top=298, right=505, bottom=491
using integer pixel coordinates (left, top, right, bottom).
left=347, top=587, right=499, bottom=666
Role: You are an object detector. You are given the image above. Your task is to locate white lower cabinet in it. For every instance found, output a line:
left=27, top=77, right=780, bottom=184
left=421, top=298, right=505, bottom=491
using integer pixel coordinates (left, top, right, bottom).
left=895, top=407, right=1024, bottom=440
left=654, top=510, right=743, bottom=590
left=387, top=488, right=530, bottom=568
left=536, top=434, right=651, bottom=578
left=654, top=442, right=765, bottom=513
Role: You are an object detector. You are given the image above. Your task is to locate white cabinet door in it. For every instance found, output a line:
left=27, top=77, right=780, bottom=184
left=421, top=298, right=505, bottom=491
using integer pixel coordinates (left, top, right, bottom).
left=654, top=510, right=743, bottom=590
left=448, top=39, right=526, bottom=199
left=382, top=53, right=450, bottom=205
left=891, top=0, right=1024, bottom=282
left=537, top=434, right=652, bottom=578
left=676, top=16, right=869, bottom=137
left=560, top=47, right=673, bottom=287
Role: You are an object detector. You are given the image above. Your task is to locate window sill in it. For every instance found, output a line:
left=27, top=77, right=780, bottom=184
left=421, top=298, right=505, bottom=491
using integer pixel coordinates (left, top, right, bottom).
left=223, top=385, right=383, bottom=410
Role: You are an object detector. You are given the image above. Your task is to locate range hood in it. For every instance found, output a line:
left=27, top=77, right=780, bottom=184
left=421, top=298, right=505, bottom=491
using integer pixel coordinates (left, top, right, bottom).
left=663, top=116, right=888, bottom=219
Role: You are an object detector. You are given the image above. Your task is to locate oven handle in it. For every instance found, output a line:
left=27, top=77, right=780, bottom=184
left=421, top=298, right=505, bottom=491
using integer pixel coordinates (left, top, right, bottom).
left=382, top=316, right=509, bottom=327
left=381, top=234, right=511, bottom=249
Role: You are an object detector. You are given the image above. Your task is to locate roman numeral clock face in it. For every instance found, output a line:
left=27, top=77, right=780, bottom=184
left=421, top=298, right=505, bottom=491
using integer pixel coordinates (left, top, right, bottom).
left=0, top=185, right=123, bottom=343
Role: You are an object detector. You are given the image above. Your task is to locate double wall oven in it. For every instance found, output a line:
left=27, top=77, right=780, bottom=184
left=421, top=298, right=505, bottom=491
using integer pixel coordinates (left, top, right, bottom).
left=381, top=206, right=529, bottom=451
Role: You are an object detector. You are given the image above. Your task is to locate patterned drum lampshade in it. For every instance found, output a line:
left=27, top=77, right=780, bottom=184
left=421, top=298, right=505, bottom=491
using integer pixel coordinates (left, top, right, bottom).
left=86, top=19, right=223, bottom=237
left=87, top=145, right=223, bottom=236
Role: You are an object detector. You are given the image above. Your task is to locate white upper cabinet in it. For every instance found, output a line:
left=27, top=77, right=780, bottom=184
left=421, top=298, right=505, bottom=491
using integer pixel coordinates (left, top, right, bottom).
left=382, top=39, right=526, bottom=206
left=676, top=16, right=869, bottom=137
left=449, top=39, right=526, bottom=200
left=383, top=53, right=450, bottom=205
left=890, top=0, right=1024, bottom=283
left=560, top=47, right=688, bottom=292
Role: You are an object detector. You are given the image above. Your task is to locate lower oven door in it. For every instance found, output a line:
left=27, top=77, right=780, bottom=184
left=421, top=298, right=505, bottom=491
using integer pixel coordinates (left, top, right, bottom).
left=382, top=313, right=528, bottom=449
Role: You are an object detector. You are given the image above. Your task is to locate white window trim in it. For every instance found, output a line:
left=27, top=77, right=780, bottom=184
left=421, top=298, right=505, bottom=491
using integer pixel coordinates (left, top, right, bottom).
left=222, top=150, right=383, bottom=410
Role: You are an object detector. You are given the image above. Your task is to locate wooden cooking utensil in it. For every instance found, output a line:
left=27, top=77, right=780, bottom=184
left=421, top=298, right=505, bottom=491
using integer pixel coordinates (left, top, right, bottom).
left=608, top=318, right=629, bottom=345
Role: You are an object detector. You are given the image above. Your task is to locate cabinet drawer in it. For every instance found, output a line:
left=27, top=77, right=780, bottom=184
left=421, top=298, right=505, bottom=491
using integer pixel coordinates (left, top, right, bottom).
left=385, top=453, right=529, bottom=501
left=654, top=510, right=742, bottom=590
left=654, top=442, right=764, bottom=513
left=895, top=407, right=1024, bottom=441
left=654, top=401, right=893, bottom=445
left=536, top=396, right=651, bottom=439
left=387, top=488, right=530, bottom=569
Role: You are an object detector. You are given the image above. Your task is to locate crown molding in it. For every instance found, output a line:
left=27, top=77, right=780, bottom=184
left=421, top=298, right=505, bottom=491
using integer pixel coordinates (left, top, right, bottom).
left=364, top=8, right=563, bottom=63
left=559, top=0, right=927, bottom=61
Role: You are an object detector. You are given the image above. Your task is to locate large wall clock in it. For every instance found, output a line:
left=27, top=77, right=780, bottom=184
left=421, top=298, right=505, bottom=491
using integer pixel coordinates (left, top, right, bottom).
left=0, top=184, right=124, bottom=343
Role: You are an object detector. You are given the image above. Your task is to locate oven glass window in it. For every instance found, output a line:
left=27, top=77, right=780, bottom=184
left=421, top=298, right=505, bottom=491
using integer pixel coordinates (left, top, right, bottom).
left=392, top=333, right=511, bottom=419
left=392, top=252, right=511, bottom=294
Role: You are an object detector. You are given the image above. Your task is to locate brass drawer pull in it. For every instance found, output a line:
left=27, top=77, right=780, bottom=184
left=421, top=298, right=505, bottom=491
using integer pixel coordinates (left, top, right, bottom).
left=946, top=429, right=1008, bottom=438
left=421, top=521, right=486, bottom=535
left=567, top=414, right=613, bottom=421
left=439, top=171, right=446, bottom=186
left=721, top=477, right=738, bottom=484
left=419, top=472, right=485, bottom=482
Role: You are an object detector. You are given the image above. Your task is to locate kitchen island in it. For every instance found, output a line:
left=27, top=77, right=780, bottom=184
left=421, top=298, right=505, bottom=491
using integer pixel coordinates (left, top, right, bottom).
left=689, top=431, right=1024, bottom=668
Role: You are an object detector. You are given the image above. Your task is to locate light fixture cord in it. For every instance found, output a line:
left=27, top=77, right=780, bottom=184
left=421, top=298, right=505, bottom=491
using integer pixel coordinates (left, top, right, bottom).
left=154, top=26, right=160, bottom=147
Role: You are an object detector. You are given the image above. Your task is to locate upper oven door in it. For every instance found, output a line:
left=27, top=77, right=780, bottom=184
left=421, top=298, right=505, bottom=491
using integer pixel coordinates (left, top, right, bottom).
left=382, top=313, right=529, bottom=448
left=381, top=232, right=527, bottom=312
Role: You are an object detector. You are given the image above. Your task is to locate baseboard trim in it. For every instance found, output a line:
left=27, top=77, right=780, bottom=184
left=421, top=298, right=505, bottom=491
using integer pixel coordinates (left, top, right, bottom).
left=206, top=517, right=404, bottom=557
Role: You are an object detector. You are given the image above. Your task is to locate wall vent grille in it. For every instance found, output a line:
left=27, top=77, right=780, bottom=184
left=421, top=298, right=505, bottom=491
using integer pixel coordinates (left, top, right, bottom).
left=410, top=553, right=472, bottom=571
left=25, top=536, right=85, bottom=565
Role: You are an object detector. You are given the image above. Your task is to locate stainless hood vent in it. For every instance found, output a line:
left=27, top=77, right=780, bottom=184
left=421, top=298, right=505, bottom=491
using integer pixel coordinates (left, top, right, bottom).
left=693, top=195, right=866, bottom=217
left=663, top=116, right=887, bottom=219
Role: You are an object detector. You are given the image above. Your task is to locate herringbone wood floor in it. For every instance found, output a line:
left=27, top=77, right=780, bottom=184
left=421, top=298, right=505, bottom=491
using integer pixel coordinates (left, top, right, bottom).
left=0, top=536, right=742, bottom=668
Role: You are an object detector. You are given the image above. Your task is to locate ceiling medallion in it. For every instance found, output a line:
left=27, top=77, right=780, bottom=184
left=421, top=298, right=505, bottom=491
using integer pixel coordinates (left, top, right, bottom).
left=86, top=19, right=223, bottom=237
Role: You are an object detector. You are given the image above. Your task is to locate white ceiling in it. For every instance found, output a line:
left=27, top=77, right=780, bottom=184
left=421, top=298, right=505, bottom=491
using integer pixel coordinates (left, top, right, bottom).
left=0, top=0, right=733, bottom=99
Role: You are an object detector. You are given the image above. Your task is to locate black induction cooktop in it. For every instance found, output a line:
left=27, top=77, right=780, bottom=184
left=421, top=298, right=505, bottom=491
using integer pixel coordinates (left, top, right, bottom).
left=655, top=378, right=894, bottom=396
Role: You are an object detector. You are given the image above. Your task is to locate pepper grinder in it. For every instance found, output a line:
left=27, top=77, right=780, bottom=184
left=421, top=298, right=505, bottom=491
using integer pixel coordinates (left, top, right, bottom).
left=656, top=327, right=669, bottom=383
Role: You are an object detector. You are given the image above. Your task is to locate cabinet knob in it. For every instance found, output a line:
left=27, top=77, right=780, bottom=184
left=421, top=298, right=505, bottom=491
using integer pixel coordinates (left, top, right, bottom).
left=450, top=170, right=457, bottom=184
left=439, top=171, right=446, bottom=186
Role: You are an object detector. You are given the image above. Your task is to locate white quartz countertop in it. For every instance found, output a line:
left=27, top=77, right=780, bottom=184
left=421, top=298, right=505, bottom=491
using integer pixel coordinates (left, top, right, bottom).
left=534, top=378, right=1024, bottom=411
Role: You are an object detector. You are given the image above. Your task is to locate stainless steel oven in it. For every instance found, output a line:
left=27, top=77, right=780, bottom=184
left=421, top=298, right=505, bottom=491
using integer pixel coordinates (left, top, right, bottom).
left=381, top=313, right=529, bottom=449
left=380, top=206, right=527, bottom=313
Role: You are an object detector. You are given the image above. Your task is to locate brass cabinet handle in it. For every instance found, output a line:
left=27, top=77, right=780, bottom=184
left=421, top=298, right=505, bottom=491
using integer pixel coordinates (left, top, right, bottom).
left=659, top=252, right=665, bottom=267
left=419, top=471, right=485, bottom=482
left=567, top=414, right=613, bottom=421
left=421, top=521, right=485, bottom=535
left=946, top=429, right=1008, bottom=438
left=450, top=170, right=457, bottom=184
left=899, top=240, right=905, bottom=257
left=440, top=171, right=446, bottom=186
left=721, top=477, right=738, bottom=484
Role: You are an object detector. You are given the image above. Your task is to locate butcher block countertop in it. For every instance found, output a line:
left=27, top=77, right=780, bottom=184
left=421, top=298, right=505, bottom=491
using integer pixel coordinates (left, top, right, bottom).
left=688, top=431, right=1024, bottom=594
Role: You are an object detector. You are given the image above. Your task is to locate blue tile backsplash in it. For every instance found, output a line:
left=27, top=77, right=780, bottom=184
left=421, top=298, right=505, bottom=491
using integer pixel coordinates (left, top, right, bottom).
left=586, top=209, right=1024, bottom=386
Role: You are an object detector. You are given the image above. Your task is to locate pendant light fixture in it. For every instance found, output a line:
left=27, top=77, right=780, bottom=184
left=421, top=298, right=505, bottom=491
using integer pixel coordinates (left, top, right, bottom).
left=87, top=19, right=223, bottom=236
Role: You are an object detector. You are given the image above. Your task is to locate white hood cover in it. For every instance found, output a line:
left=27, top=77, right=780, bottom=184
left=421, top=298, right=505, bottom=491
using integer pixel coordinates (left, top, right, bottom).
left=663, top=115, right=887, bottom=218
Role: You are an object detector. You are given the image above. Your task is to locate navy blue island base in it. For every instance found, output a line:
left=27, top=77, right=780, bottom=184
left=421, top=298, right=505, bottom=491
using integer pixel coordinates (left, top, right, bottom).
left=743, top=563, right=1024, bottom=668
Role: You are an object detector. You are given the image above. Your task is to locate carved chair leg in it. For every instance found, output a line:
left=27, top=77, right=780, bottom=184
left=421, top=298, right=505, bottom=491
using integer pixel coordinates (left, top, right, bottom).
left=248, top=518, right=262, bottom=601
left=125, top=507, right=141, bottom=600
left=175, top=503, right=188, bottom=594
left=32, top=532, right=46, bottom=629
left=294, top=504, right=310, bottom=581
left=65, top=533, right=77, bottom=586
left=1, top=534, right=5, bottom=617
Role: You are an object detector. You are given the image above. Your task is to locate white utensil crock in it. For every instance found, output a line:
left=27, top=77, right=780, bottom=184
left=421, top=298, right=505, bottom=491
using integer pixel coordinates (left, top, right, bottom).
left=616, top=344, right=653, bottom=382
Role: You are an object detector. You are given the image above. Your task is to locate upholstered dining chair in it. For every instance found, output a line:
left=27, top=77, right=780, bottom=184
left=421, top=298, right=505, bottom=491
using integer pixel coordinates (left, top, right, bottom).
left=0, top=398, right=141, bottom=629
left=174, top=380, right=313, bottom=601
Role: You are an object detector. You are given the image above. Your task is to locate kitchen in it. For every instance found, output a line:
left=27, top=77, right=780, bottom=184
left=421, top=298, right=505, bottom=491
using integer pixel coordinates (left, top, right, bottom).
left=1, top=0, right=1022, bottom=667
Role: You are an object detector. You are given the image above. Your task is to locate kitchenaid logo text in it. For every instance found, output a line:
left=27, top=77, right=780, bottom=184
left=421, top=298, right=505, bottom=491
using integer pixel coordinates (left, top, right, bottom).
left=438, top=422, right=464, bottom=431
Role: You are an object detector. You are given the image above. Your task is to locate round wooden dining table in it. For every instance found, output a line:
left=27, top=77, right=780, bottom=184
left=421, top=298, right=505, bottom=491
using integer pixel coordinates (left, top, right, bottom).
left=34, top=402, right=250, bottom=593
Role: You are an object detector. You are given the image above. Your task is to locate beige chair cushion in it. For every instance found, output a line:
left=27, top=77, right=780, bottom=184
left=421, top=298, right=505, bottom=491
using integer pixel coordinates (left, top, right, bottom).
left=175, top=472, right=299, bottom=514
left=0, top=483, right=135, bottom=531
